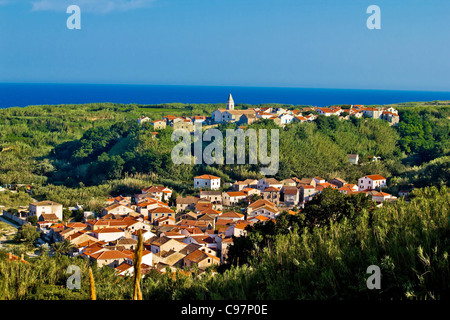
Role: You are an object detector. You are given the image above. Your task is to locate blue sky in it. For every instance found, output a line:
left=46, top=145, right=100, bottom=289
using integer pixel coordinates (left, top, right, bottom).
left=1, top=0, right=450, bottom=91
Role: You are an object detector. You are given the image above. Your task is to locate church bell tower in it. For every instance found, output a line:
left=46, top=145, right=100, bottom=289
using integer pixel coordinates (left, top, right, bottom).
left=226, top=93, right=234, bottom=110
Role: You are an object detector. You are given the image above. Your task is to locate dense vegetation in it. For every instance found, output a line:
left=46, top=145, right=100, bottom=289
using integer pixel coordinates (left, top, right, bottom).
left=0, top=186, right=448, bottom=299
left=0, top=101, right=448, bottom=211
left=0, top=101, right=448, bottom=300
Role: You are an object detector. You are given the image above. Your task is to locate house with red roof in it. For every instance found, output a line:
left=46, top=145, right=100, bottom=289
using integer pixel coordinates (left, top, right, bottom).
left=149, top=207, right=175, bottom=224
left=141, top=185, right=172, bottom=202
left=92, top=227, right=125, bottom=242
left=101, top=203, right=136, bottom=217
left=194, top=174, right=221, bottom=190
left=151, top=119, right=166, bottom=130
left=222, top=191, right=247, bottom=206
left=262, top=187, right=281, bottom=205
left=358, top=175, right=387, bottom=191
left=183, top=248, right=220, bottom=270
left=282, top=186, right=299, bottom=206
left=89, top=249, right=132, bottom=268
left=137, top=116, right=150, bottom=125
left=299, top=184, right=317, bottom=204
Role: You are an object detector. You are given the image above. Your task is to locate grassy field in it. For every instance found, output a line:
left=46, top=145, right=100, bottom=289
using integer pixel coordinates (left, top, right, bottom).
left=0, top=221, right=16, bottom=234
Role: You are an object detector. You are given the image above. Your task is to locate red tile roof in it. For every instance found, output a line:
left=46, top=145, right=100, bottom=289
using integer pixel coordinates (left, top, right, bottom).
left=194, top=174, right=221, bottom=180
left=366, top=174, right=386, bottom=181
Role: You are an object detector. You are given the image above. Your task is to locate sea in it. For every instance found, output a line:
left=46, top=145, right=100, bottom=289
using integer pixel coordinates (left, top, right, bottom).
left=2, top=83, right=450, bottom=109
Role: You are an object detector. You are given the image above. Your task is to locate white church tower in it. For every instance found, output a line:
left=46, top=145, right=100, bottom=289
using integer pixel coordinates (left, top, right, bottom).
left=226, top=93, right=234, bottom=110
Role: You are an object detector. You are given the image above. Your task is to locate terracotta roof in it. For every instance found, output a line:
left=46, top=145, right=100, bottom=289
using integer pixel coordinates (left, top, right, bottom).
left=263, top=178, right=280, bottom=184
left=117, top=238, right=138, bottom=245
left=263, top=187, right=280, bottom=192
left=283, top=186, right=298, bottom=195
left=365, top=174, right=386, bottom=181
left=184, top=249, right=219, bottom=264
left=316, top=182, right=337, bottom=189
left=176, top=196, right=200, bottom=205
left=66, top=222, right=88, bottom=229
left=339, top=185, right=355, bottom=192
left=194, top=174, right=221, bottom=180
left=90, top=250, right=131, bottom=260
left=252, top=215, right=270, bottom=222
left=94, top=227, right=124, bottom=234
left=226, top=191, right=247, bottom=197
left=248, top=199, right=276, bottom=209
left=115, top=262, right=133, bottom=273
left=215, top=219, right=235, bottom=226
left=255, top=205, right=278, bottom=214
left=77, top=240, right=98, bottom=248
left=142, top=186, right=170, bottom=193
left=150, top=207, right=175, bottom=214
left=234, top=221, right=250, bottom=230
left=219, top=211, right=244, bottom=218
left=103, top=203, right=132, bottom=211
left=198, top=208, right=221, bottom=216
left=41, top=214, right=59, bottom=221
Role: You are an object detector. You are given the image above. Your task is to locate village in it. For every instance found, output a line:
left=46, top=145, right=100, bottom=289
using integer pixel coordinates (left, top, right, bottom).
left=0, top=95, right=404, bottom=277
left=137, top=94, right=400, bottom=134
left=0, top=171, right=400, bottom=278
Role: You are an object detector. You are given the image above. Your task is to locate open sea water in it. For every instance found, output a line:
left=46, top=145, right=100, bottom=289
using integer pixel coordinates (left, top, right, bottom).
left=2, top=83, right=450, bottom=108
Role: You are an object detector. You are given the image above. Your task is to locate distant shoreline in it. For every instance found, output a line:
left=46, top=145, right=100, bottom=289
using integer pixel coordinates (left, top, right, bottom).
left=2, top=83, right=450, bottom=109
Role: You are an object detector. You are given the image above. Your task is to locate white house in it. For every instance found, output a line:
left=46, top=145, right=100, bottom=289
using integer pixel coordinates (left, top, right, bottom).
left=212, top=109, right=227, bottom=123
left=29, top=201, right=63, bottom=221
left=313, top=177, right=326, bottom=185
left=278, top=114, right=294, bottom=125
left=222, top=192, right=247, bottom=206
left=141, top=186, right=172, bottom=202
left=225, top=221, right=250, bottom=238
left=137, top=116, right=150, bottom=125
left=101, top=203, right=136, bottom=217
left=358, top=175, right=387, bottom=191
left=249, top=205, right=279, bottom=220
left=92, top=228, right=125, bottom=242
left=194, top=174, right=221, bottom=190
left=257, top=178, right=283, bottom=191
left=316, top=108, right=341, bottom=117
left=371, top=191, right=393, bottom=203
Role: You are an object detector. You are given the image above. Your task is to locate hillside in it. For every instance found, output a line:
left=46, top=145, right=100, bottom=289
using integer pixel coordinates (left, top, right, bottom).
left=0, top=101, right=448, bottom=210
left=0, top=186, right=448, bottom=300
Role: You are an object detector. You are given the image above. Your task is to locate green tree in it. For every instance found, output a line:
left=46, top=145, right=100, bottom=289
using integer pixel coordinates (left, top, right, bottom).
left=13, top=224, right=41, bottom=247
left=51, top=239, right=76, bottom=259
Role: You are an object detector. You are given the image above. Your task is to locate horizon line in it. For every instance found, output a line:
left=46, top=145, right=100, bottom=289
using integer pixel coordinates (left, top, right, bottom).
left=2, top=81, right=450, bottom=94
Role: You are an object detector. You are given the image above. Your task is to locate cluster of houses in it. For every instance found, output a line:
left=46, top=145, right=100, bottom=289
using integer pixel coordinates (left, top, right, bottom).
left=137, top=114, right=207, bottom=135
left=192, top=173, right=396, bottom=210
left=18, top=172, right=397, bottom=278
left=138, top=94, right=400, bottom=133
left=211, top=97, right=400, bottom=126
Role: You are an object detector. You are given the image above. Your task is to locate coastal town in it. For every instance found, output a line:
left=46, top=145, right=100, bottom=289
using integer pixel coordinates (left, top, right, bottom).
left=0, top=94, right=405, bottom=277
left=137, top=94, right=400, bottom=134
left=1, top=171, right=400, bottom=277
